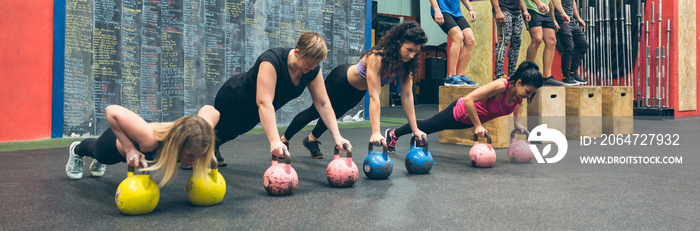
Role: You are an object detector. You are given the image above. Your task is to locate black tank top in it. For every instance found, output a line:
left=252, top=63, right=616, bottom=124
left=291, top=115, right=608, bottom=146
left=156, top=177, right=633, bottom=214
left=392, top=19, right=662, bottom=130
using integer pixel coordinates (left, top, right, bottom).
left=220, top=47, right=321, bottom=109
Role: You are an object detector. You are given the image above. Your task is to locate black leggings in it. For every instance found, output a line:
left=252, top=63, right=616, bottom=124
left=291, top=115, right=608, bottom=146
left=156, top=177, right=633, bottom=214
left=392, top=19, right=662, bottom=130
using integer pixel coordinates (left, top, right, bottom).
left=283, top=64, right=366, bottom=140
left=393, top=99, right=474, bottom=137
left=213, top=88, right=260, bottom=152
left=74, top=128, right=158, bottom=165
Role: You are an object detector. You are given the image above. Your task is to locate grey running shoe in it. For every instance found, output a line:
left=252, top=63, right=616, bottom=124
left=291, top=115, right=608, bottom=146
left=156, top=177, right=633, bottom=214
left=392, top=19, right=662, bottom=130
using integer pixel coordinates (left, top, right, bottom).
left=89, top=159, right=106, bottom=177
left=570, top=73, right=587, bottom=84
left=544, top=76, right=564, bottom=86
left=561, top=77, right=579, bottom=86
left=179, top=162, right=193, bottom=170
left=66, top=141, right=84, bottom=180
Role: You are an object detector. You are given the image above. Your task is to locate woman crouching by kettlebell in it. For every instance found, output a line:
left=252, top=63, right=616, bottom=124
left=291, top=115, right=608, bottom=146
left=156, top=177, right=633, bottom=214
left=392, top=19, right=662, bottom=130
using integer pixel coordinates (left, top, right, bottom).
left=384, top=61, right=544, bottom=152
left=65, top=104, right=220, bottom=188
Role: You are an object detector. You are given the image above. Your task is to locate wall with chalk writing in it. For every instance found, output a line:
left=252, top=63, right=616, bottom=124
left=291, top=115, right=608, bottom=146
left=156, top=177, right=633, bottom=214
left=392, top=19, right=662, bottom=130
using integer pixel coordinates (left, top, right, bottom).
left=62, top=0, right=367, bottom=137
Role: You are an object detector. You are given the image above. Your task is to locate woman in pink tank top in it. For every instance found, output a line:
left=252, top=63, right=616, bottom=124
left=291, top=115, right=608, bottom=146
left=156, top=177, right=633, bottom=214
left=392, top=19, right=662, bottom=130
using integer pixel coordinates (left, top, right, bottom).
left=385, top=61, right=544, bottom=153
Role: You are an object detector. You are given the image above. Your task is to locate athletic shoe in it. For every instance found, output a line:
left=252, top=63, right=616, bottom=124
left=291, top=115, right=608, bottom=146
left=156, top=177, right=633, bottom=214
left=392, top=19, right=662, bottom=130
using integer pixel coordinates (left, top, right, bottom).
left=89, top=159, right=106, bottom=177
left=215, top=149, right=227, bottom=167
left=444, top=75, right=468, bottom=86
left=543, top=76, right=564, bottom=86
left=302, top=137, right=324, bottom=159
left=385, top=129, right=398, bottom=154
left=179, top=162, right=193, bottom=170
left=66, top=141, right=84, bottom=180
left=561, top=77, right=579, bottom=86
left=459, top=75, right=478, bottom=86
left=570, top=73, right=587, bottom=84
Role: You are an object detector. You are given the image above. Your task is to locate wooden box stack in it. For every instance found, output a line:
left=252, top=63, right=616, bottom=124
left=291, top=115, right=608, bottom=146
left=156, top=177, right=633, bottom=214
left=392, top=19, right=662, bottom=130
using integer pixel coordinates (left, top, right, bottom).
left=565, top=86, right=602, bottom=139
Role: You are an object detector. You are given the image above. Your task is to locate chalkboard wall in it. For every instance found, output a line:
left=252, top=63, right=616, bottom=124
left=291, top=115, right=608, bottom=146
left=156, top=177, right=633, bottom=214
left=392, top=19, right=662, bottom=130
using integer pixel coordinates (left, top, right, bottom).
left=63, top=0, right=367, bottom=137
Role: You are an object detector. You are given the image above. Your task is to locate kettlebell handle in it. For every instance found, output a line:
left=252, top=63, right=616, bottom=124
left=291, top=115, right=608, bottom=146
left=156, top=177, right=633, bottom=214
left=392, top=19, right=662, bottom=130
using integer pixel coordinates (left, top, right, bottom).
left=270, top=152, right=292, bottom=165
left=410, top=135, right=429, bottom=152
left=510, top=128, right=530, bottom=139
left=127, top=159, right=150, bottom=175
left=367, top=141, right=388, bottom=153
left=473, top=132, right=492, bottom=144
left=333, top=144, right=352, bottom=158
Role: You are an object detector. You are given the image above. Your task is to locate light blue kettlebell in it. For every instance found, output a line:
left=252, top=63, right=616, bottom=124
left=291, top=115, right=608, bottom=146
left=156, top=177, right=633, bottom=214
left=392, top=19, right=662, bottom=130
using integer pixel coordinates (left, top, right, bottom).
left=363, top=142, right=393, bottom=180
left=405, top=135, right=433, bottom=174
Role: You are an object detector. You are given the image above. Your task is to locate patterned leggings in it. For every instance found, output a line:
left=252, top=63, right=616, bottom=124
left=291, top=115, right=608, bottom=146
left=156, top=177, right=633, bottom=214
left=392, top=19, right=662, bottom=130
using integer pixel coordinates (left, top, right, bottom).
left=494, top=11, right=524, bottom=77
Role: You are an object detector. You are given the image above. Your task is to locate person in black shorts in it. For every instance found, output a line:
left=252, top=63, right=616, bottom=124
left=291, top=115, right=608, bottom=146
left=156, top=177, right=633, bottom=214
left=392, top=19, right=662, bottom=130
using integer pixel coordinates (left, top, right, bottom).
left=554, top=0, right=588, bottom=85
left=212, top=32, right=352, bottom=166
left=429, top=0, right=478, bottom=86
left=524, top=0, right=572, bottom=86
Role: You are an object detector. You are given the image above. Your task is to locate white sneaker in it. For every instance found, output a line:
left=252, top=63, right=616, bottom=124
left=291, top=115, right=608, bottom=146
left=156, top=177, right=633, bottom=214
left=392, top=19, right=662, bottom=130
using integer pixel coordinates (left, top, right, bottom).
left=89, top=159, right=106, bottom=177
left=179, top=162, right=193, bottom=170
left=66, top=141, right=84, bottom=180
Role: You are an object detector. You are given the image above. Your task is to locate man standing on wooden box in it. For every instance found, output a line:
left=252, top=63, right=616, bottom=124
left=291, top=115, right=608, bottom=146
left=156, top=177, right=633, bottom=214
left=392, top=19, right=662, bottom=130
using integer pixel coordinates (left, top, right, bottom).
left=524, top=0, right=573, bottom=86
left=491, top=0, right=531, bottom=80
left=553, top=0, right=588, bottom=85
left=430, top=0, right=479, bottom=86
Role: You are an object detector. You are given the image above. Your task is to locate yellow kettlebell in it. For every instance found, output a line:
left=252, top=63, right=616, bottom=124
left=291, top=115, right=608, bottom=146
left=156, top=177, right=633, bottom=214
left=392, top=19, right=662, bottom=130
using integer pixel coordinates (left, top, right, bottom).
left=186, top=159, right=226, bottom=206
left=115, top=160, right=160, bottom=215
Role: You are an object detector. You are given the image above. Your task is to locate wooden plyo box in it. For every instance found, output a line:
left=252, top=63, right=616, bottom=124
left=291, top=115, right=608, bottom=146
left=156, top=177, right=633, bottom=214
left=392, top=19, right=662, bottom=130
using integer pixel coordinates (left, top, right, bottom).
left=527, top=86, right=566, bottom=137
left=566, top=86, right=602, bottom=139
left=437, top=85, right=526, bottom=148
left=602, top=86, right=634, bottom=135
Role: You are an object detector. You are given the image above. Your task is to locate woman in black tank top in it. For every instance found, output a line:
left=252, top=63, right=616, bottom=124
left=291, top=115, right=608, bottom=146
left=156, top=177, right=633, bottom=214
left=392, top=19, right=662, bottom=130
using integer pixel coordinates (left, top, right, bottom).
left=213, top=32, right=352, bottom=166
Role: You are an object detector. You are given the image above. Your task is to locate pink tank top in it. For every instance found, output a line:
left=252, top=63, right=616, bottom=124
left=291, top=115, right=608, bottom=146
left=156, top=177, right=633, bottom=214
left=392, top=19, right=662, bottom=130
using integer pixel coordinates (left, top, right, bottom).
left=453, top=78, right=522, bottom=124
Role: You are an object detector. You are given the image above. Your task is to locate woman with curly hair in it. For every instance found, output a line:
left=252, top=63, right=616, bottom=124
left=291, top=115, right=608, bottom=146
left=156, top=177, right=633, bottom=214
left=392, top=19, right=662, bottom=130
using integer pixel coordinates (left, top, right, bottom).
left=280, top=21, right=429, bottom=158
left=65, top=105, right=219, bottom=188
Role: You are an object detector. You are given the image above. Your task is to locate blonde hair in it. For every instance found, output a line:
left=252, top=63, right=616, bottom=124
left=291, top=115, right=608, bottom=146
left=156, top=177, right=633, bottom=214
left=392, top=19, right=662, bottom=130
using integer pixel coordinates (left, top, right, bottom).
left=296, top=32, right=327, bottom=62
left=142, top=116, right=215, bottom=188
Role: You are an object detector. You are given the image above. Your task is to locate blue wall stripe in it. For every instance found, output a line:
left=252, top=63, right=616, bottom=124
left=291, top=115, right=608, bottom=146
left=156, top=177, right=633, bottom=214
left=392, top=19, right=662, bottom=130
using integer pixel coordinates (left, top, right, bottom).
left=52, top=0, right=65, bottom=138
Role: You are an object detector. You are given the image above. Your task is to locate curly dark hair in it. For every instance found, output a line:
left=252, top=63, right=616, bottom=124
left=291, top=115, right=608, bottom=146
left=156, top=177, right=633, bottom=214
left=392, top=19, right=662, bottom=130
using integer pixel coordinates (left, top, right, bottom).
left=362, top=21, right=428, bottom=82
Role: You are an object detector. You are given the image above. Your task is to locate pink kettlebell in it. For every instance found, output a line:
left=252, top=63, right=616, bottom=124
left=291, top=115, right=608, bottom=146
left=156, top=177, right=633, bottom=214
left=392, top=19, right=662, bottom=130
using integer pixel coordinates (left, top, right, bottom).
left=263, top=151, right=298, bottom=196
left=507, top=129, right=534, bottom=163
left=469, top=132, right=497, bottom=168
left=326, top=144, right=359, bottom=187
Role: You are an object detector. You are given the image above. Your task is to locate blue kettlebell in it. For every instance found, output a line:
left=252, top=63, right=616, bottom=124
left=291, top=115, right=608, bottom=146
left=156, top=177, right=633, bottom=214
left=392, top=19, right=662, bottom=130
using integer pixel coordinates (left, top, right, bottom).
left=405, top=135, right=433, bottom=174
left=363, top=142, right=393, bottom=179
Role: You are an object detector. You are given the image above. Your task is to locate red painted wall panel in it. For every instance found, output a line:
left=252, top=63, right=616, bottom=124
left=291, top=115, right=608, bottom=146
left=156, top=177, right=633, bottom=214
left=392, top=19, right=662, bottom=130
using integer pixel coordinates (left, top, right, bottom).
left=0, top=0, right=54, bottom=142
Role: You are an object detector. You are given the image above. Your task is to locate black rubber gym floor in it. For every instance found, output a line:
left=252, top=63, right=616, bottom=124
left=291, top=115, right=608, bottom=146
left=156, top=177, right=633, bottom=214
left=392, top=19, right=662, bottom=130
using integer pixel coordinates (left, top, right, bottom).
left=1, top=104, right=698, bottom=230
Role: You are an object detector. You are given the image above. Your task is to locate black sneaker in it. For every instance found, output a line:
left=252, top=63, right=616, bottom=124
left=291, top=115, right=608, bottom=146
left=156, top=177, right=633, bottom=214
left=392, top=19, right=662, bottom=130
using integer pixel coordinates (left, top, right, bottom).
left=561, top=77, right=579, bottom=86
left=543, top=76, right=564, bottom=86
left=215, top=149, right=227, bottom=167
left=570, top=73, right=587, bottom=84
left=302, top=137, right=324, bottom=159
left=385, top=129, right=398, bottom=154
